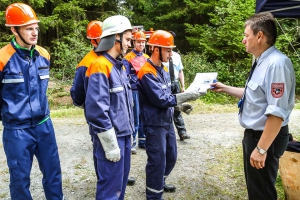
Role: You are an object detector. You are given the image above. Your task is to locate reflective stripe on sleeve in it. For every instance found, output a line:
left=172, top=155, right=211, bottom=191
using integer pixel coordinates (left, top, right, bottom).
left=2, top=78, right=24, bottom=83
left=40, top=75, right=49, bottom=79
left=110, top=86, right=124, bottom=93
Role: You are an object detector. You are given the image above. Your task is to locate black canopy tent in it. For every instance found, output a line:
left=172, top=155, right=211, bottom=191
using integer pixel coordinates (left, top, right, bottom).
left=256, top=0, right=300, bottom=18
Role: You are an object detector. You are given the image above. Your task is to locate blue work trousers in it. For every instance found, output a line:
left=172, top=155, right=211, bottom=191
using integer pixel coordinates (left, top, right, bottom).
left=2, top=118, right=63, bottom=200
left=145, top=124, right=177, bottom=199
left=132, top=91, right=146, bottom=148
left=93, top=134, right=131, bottom=200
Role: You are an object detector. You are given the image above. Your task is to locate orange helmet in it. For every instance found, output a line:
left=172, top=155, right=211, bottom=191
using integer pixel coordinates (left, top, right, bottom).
left=5, top=3, right=40, bottom=27
left=86, top=20, right=103, bottom=39
left=133, top=31, right=146, bottom=41
left=147, top=30, right=176, bottom=48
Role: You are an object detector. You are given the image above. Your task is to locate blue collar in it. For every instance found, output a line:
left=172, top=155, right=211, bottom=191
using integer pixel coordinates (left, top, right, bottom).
left=132, top=49, right=143, bottom=56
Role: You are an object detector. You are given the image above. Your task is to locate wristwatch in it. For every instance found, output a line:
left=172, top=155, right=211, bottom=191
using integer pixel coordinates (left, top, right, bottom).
left=256, top=146, right=267, bottom=155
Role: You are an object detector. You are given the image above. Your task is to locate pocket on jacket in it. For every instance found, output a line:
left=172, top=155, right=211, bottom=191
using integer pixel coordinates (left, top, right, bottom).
left=2, top=75, right=25, bottom=100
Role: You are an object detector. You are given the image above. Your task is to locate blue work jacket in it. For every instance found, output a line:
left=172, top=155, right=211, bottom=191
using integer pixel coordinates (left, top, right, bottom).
left=85, top=52, right=134, bottom=137
left=137, top=60, right=177, bottom=126
left=70, top=49, right=100, bottom=107
left=0, top=39, right=51, bottom=129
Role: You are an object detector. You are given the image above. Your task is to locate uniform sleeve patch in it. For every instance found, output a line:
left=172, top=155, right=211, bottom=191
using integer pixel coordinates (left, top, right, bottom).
left=271, top=83, right=284, bottom=98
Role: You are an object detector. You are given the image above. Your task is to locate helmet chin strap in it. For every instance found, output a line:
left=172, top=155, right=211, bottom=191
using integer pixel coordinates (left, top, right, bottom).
left=159, top=47, right=163, bottom=62
left=115, top=33, right=125, bottom=57
left=15, top=27, right=31, bottom=46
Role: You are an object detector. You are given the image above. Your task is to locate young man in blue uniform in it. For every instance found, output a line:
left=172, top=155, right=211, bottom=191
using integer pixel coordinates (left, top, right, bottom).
left=211, top=12, right=295, bottom=200
left=70, top=20, right=102, bottom=181
left=71, top=20, right=102, bottom=108
left=162, top=32, right=190, bottom=141
left=85, top=15, right=134, bottom=200
left=123, top=31, right=149, bottom=154
left=70, top=20, right=135, bottom=186
left=0, top=3, right=64, bottom=199
left=137, top=30, right=203, bottom=199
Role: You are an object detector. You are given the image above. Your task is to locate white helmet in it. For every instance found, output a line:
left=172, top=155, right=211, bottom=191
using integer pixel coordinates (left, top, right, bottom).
left=100, top=15, right=132, bottom=38
left=95, top=15, right=132, bottom=52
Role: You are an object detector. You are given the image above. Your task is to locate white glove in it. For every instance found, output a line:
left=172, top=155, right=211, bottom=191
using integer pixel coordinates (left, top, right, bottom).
left=131, top=134, right=133, bottom=146
left=97, top=128, right=120, bottom=162
left=175, top=103, right=193, bottom=115
left=175, top=90, right=206, bottom=105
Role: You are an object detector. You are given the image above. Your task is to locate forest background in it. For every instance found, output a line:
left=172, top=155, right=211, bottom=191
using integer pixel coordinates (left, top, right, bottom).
left=0, top=0, right=299, bottom=105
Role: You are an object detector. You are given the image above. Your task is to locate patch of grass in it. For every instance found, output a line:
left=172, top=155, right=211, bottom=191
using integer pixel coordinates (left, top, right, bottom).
left=207, top=145, right=247, bottom=199
left=47, top=80, right=73, bottom=109
left=0, top=192, right=8, bottom=198
left=295, top=102, right=300, bottom=109
left=74, top=157, right=87, bottom=170
left=192, top=99, right=238, bottom=114
left=276, top=174, right=285, bottom=200
left=79, top=175, right=88, bottom=181
left=210, top=140, right=287, bottom=199
left=191, top=100, right=300, bottom=115
left=63, top=177, right=76, bottom=191
left=0, top=168, right=9, bottom=176
left=50, top=107, right=84, bottom=118
left=182, top=144, right=286, bottom=200
left=83, top=178, right=96, bottom=197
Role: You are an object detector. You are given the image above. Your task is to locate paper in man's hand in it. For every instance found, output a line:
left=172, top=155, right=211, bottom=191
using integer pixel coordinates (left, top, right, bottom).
left=185, top=72, right=218, bottom=93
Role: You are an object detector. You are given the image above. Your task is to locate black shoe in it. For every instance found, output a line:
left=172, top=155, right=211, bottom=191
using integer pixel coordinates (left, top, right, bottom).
left=127, top=177, right=135, bottom=186
left=164, top=184, right=176, bottom=192
left=179, top=134, right=190, bottom=141
left=131, top=147, right=137, bottom=154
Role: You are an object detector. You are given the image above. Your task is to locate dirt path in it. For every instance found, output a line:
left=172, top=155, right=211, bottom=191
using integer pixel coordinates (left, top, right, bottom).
left=1, top=110, right=300, bottom=199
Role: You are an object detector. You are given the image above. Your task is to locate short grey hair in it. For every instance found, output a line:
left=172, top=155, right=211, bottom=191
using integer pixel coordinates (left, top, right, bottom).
left=245, top=12, right=277, bottom=46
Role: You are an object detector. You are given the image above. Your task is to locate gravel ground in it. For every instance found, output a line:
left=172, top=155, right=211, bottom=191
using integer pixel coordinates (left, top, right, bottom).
left=1, top=110, right=300, bottom=200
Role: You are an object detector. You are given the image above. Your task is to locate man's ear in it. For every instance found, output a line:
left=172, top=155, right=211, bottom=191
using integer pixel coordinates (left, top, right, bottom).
left=257, top=31, right=263, bottom=40
left=11, top=27, right=18, bottom=36
left=91, top=39, right=98, bottom=48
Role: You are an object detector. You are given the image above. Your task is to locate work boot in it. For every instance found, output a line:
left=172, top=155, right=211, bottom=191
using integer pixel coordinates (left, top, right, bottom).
left=164, top=184, right=176, bottom=192
left=131, top=146, right=137, bottom=154
left=127, top=177, right=136, bottom=186
left=179, top=133, right=190, bottom=141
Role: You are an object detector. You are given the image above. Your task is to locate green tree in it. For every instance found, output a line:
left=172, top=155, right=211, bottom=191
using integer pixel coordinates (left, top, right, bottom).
left=122, top=0, right=216, bottom=53
left=185, top=0, right=256, bottom=87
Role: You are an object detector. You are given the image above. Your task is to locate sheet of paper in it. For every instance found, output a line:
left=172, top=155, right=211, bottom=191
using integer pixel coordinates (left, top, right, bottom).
left=185, top=72, right=218, bottom=93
